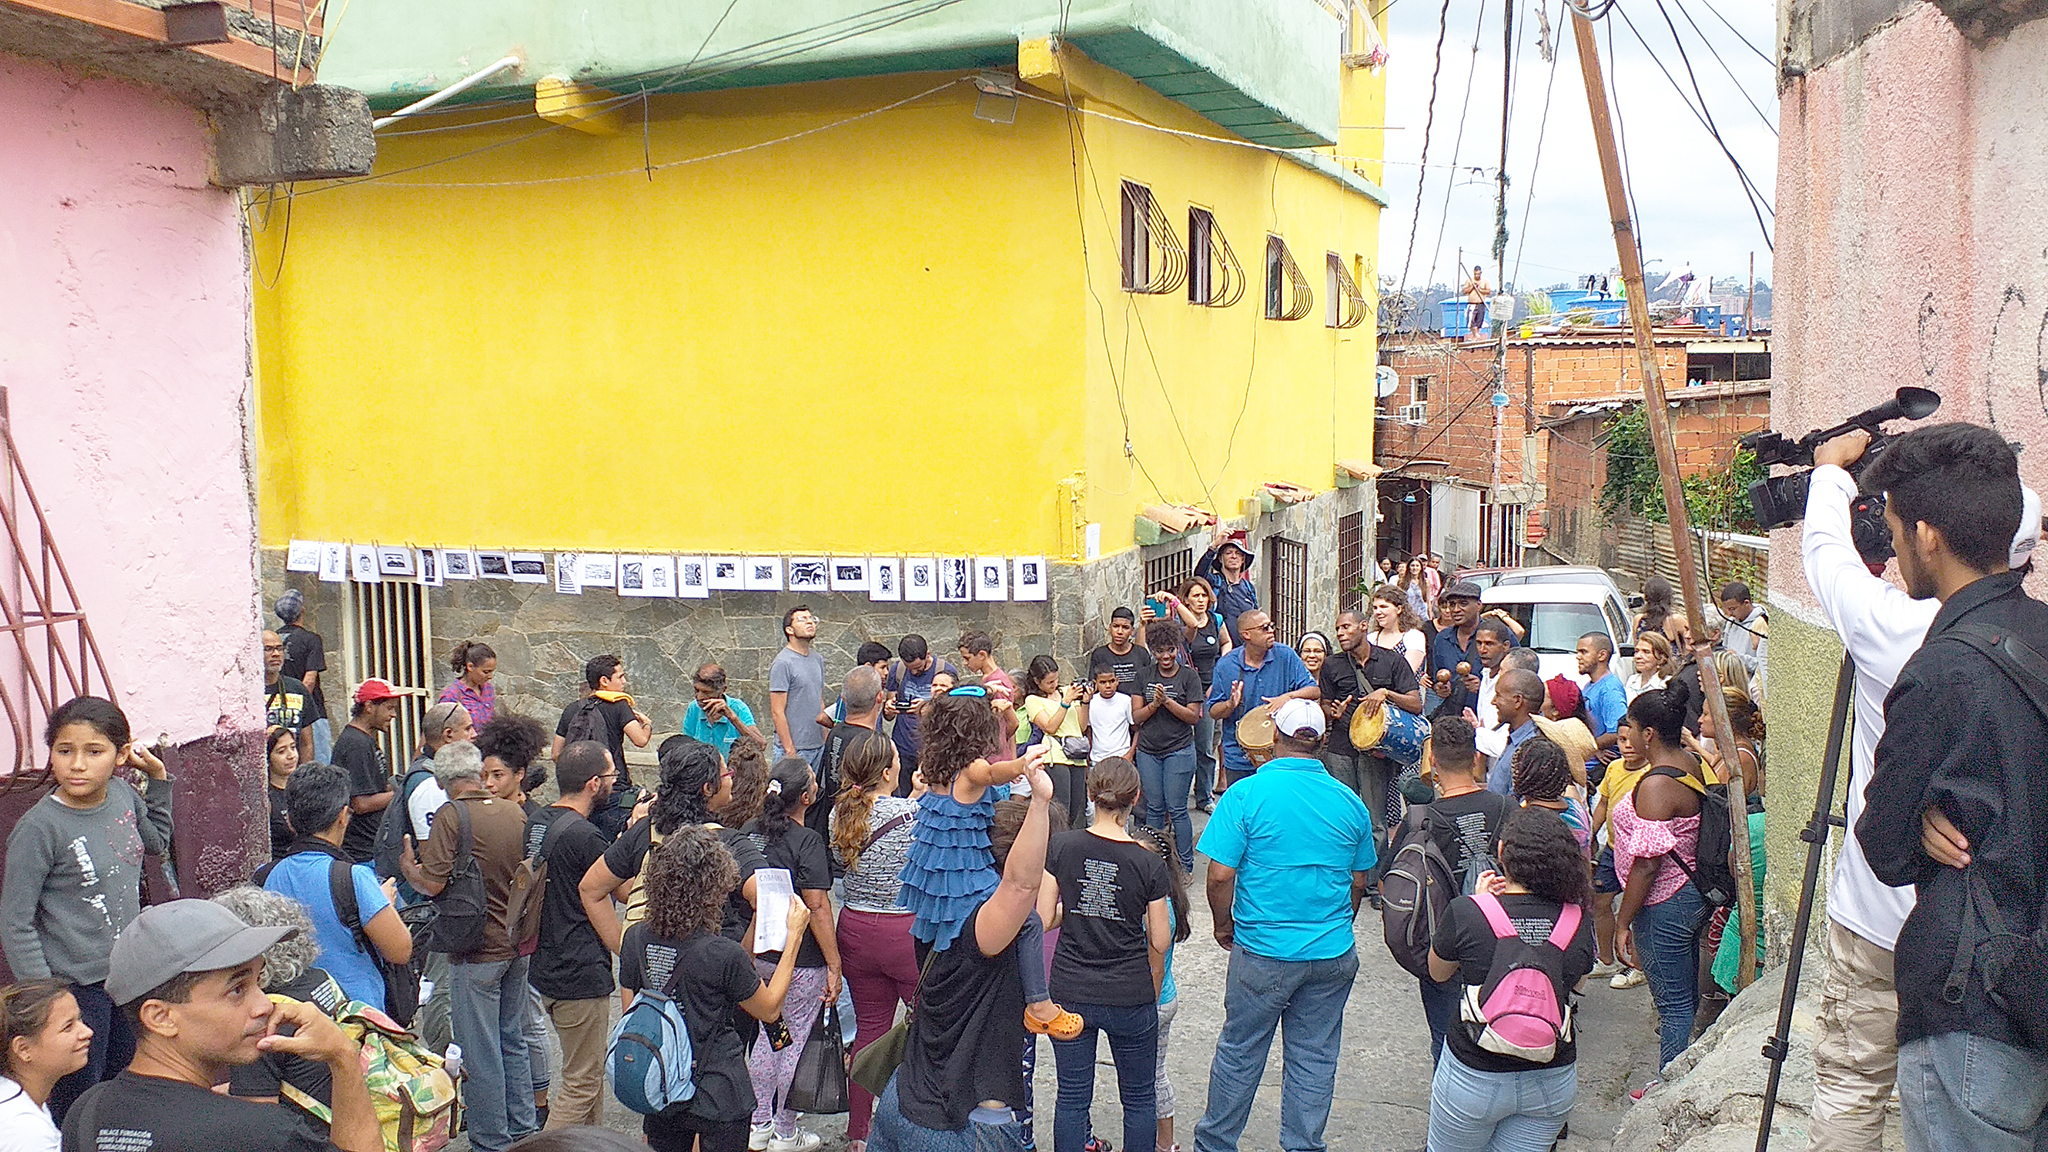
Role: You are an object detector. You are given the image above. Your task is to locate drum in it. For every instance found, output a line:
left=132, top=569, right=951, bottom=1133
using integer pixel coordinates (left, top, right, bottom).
left=1236, top=703, right=1276, bottom=767
left=1350, top=699, right=1428, bottom=768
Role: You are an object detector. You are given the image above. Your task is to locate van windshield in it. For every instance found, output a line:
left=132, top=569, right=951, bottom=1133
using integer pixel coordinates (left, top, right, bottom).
left=1496, top=602, right=1608, bottom=654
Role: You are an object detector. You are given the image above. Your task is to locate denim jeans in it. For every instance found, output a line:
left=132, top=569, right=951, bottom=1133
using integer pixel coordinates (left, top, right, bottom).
left=1425, top=1048, right=1576, bottom=1152
left=1136, top=746, right=1197, bottom=869
left=1193, top=713, right=1218, bottom=804
left=1052, top=1000, right=1158, bottom=1152
left=1418, top=977, right=1460, bottom=1067
left=1193, top=946, right=1359, bottom=1152
left=309, top=716, right=334, bottom=765
left=1634, top=882, right=1703, bottom=1069
left=870, top=1077, right=1031, bottom=1152
left=1899, top=1031, right=2048, bottom=1152
left=449, top=955, right=538, bottom=1152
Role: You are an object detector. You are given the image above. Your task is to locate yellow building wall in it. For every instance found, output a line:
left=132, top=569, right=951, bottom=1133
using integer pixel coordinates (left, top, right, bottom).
left=254, top=74, right=1088, bottom=555
left=1044, top=55, right=1383, bottom=554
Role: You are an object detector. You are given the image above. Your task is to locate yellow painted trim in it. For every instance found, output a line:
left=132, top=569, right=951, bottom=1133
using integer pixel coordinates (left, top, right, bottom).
left=535, top=77, right=629, bottom=136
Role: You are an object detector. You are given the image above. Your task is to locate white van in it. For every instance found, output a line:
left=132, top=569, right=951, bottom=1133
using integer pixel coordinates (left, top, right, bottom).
left=1479, top=581, right=1636, bottom=685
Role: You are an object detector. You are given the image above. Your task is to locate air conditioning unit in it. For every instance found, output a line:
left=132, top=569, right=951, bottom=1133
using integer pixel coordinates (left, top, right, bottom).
left=1399, top=402, right=1428, bottom=424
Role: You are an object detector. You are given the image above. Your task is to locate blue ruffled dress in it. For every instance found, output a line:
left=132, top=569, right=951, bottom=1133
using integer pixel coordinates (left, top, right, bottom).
left=899, top=788, right=999, bottom=950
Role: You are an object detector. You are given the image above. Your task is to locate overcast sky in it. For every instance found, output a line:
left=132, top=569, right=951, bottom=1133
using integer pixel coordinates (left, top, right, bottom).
left=1373, top=0, right=1778, bottom=294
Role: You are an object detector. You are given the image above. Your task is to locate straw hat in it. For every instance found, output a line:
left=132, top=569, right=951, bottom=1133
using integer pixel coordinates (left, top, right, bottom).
left=1531, top=714, right=1597, bottom=769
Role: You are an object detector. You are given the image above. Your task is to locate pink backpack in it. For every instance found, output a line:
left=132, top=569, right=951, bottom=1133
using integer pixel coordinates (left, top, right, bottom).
left=1458, top=893, right=1581, bottom=1063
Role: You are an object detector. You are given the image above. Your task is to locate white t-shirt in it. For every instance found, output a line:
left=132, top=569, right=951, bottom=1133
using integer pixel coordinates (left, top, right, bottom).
left=0, top=1078, right=58, bottom=1152
left=1087, top=692, right=1135, bottom=762
left=408, top=775, right=451, bottom=840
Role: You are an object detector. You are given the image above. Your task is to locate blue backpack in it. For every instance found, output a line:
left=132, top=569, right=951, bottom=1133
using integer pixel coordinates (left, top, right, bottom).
left=607, top=973, right=696, bottom=1114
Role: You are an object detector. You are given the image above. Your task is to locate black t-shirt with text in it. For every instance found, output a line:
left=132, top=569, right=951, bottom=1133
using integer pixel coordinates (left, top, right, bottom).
left=1423, top=789, right=1513, bottom=877
left=556, top=697, right=640, bottom=785
left=743, top=819, right=833, bottom=969
left=618, top=922, right=763, bottom=1125
left=64, top=1071, right=339, bottom=1152
left=1088, top=643, right=1157, bottom=696
left=330, top=723, right=389, bottom=863
left=1045, top=829, right=1171, bottom=1006
left=1135, top=663, right=1203, bottom=756
left=1434, top=892, right=1596, bottom=1072
left=526, top=805, right=615, bottom=1000
left=266, top=675, right=317, bottom=733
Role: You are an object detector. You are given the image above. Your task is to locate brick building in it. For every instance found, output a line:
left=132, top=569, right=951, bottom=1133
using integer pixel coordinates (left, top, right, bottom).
left=1374, top=329, right=1769, bottom=570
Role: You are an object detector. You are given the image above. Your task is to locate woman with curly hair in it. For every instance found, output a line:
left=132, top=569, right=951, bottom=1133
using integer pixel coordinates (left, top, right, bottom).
left=211, top=885, right=347, bottom=1126
left=1425, top=807, right=1596, bottom=1152
left=1367, top=585, right=1428, bottom=676
left=832, top=731, right=920, bottom=1151
left=623, top=826, right=814, bottom=1152
left=581, top=739, right=766, bottom=958
left=1512, top=737, right=1593, bottom=858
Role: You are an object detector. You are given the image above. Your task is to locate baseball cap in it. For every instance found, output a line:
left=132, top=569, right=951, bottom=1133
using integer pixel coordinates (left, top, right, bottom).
left=354, top=677, right=425, bottom=704
left=1273, top=698, right=1325, bottom=739
left=2013, top=485, right=2043, bottom=569
left=106, top=899, right=296, bottom=1006
left=1440, top=580, right=1483, bottom=601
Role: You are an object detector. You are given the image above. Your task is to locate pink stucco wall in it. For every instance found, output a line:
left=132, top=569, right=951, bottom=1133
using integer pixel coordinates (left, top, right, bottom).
left=1770, top=3, right=2048, bottom=608
left=0, top=51, right=262, bottom=889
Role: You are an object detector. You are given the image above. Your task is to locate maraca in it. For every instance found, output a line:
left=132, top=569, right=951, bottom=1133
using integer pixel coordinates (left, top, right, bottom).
left=1435, top=668, right=1452, bottom=689
left=1456, top=661, right=1472, bottom=677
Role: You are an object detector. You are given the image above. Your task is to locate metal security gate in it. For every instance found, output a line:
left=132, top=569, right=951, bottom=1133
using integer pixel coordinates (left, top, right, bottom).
left=1338, top=511, right=1366, bottom=610
left=1267, top=536, right=1308, bottom=648
left=1144, top=546, right=1194, bottom=597
left=342, top=581, right=433, bottom=768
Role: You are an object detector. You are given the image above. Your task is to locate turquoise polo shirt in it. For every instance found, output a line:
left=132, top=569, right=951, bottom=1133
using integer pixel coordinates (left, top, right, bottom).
left=1196, top=756, right=1376, bottom=961
left=681, top=698, right=757, bottom=756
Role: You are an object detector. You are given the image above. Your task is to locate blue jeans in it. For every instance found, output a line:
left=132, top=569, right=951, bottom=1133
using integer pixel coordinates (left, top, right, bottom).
left=309, top=716, right=334, bottom=765
left=450, top=955, right=538, bottom=1152
left=1052, top=1001, right=1158, bottom=1152
left=1193, top=713, right=1218, bottom=803
left=1194, top=946, right=1359, bottom=1152
left=1634, top=882, right=1703, bottom=1069
left=1426, top=1048, right=1576, bottom=1152
left=1900, top=1031, right=2048, bottom=1152
left=1136, top=747, right=1197, bottom=869
left=1419, top=977, right=1460, bottom=1067
left=871, top=1076, right=1031, bottom=1152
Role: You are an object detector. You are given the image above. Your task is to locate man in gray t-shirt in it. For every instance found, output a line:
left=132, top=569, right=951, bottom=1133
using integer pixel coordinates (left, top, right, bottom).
left=770, top=604, right=827, bottom=761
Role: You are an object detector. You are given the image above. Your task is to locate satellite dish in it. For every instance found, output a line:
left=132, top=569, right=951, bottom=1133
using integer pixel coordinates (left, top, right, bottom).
left=1375, top=365, right=1401, bottom=398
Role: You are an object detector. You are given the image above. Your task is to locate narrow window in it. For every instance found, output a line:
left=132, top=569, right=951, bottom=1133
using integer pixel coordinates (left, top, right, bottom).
left=1188, top=207, right=1215, bottom=304
left=1121, top=182, right=1151, bottom=291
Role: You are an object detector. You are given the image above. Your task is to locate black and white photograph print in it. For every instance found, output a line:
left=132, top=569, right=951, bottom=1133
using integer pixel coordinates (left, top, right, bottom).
left=443, top=549, right=477, bottom=580
left=744, top=556, right=783, bottom=591
left=708, top=556, right=746, bottom=590
left=555, top=553, right=583, bottom=595
left=509, top=553, right=548, bottom=583
left=868, top=556, right=901, bottom=602
left=620, top=560, right=644, bottom=591
left=787, top=558, right=829, bottom=593
left=1013, top=555, right=1047, bottom=601
left=286, top=540, right=322, bottom=573
left=905, top=557, right=938, bottom=602
left=678, top=556, right=710, bottom=599
left=619, top=555, right=673, bottom=598
left=378, top=546, right=417, bottom=578
left=577, top=553, right=618, bottom=590
left=418, top=548, right=443, bottom=588
left=939, top=556, right=971, bottom=602
left=830, top=558, right=868, bottom=593
left=974, top=556, right=1007, bottom=602
left=319, top=543, right=347, bottom=583
left=350, top=545, right=381, bottom=584
left=477, top=550, right=512, bottom=579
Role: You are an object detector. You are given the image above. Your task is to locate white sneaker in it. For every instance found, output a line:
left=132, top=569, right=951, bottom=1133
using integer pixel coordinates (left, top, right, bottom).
left=1591, top=960, right=1623, bottom=978
left=1611, top=967, right=1647, bottom=989
left=749, top=1125, right=774, bottom=1151
left=768, top=1134, right=822, bottom=1152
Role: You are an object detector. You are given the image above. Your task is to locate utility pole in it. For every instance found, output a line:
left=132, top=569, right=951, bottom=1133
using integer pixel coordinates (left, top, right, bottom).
left=1569, top=2, right=1757, bottom=987
left=1745, top=251, right=1756, bottom=334
left=1490, top=0, right=1513, bottom=539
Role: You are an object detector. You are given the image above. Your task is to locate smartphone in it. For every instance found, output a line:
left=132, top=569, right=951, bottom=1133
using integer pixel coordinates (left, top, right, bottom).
left=1145, top=595, right=1171, bottom=619
left=766, top=1018, right=795, bottom=1051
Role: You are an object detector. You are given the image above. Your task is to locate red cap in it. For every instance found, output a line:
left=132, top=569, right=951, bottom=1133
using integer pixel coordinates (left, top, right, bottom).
left=353, top=677, right=424, bottom=704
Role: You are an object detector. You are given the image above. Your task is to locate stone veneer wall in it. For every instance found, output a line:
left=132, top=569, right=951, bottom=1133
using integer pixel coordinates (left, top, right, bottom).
left=259, top=483, right=1371, bottom=747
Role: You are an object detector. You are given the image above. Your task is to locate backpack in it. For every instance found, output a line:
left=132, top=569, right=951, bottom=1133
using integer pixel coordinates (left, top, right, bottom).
left=374, top=765, right=438, bottom=883
left=422, top=801, right=489, bottom=957
left=508, top=814, right=570, bottom=950
left=607, top=946, right=697, bottom=1114
left=1637, top=765, right=1737, bottom=910
left=276, top=994, right=461, bottom=1152
left=563, top=696, right=612, bottom=748
left=1458, top=892, right=1582, bottom=1064
left=1380, top=807, right=1459, bottom=979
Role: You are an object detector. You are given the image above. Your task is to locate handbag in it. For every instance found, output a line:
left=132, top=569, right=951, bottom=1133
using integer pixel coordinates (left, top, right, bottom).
left=786, top=1002, right=849, bottom=1114
left=849, top=950, right=937, bottom=1096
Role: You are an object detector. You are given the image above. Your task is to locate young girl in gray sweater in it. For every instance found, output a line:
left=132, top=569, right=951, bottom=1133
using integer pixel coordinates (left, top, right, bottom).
left=0, top=697, right=171, bottom=1123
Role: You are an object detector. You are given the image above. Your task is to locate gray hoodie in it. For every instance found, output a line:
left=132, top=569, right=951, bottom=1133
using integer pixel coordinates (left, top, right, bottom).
left=1, top=778, right=173, bottom=984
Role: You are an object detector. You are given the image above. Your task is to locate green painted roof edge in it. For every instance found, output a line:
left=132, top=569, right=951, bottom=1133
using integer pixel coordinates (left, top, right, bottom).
left=1283, top=150, right=1389, bottom=207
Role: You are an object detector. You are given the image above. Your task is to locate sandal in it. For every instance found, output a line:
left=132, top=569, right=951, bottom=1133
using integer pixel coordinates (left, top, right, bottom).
left=1025, top=1004, right=1085, bottom=1041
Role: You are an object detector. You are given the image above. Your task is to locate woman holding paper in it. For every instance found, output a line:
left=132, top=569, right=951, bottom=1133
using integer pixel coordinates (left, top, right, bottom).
left=740, top=757, right=840, bottom=1152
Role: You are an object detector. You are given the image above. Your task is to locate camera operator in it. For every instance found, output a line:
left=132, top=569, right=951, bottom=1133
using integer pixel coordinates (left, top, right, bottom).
left=1849, top=424, right=2048, bottom=1152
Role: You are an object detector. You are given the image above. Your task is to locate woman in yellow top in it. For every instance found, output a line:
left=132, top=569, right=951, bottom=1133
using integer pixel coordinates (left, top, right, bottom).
left=1023, top=655, right=1090, bottom=823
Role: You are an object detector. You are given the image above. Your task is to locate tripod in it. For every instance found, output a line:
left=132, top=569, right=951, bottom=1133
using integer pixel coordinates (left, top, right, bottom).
left=1754, top=654, right=1855, bottom=1152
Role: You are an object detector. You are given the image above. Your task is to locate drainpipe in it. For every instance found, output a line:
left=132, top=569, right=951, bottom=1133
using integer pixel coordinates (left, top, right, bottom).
left=374, top=55, right=523, bottom=129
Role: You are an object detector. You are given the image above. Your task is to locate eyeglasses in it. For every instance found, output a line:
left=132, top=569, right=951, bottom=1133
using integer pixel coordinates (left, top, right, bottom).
left=948, top=684, right=989, bottom=699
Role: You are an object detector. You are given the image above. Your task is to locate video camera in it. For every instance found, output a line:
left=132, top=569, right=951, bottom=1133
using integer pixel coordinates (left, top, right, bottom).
left=1740, top=387, right=1941, bottom=563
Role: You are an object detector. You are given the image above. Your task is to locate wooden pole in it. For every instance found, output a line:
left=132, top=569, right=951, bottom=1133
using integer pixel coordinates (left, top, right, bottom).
left=1568, top=5, right=1757, bottom=987
left=1746, top=251, right=1757, bottom=334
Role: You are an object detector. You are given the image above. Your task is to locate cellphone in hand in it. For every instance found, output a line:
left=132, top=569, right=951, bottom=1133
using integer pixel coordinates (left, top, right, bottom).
left=766, top=1018, right=795, bottom=1051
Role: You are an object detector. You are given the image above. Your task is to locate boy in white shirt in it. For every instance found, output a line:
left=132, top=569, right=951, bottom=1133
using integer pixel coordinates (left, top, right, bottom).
left=1085, top=658, right=1135, bottom=763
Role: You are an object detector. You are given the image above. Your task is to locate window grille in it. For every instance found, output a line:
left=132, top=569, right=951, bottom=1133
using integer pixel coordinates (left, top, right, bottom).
left=1144, top=547, right=1194, bottom=597
left=1121, top=182, right=1188, bottom=295
left=1338, top=512, right=1366, bottom=610
left=1479, top=503, right=1526, bottom=568
left=1264, top=236, right=1314, bottom=321
left=1187, top=207, right=1245, bottom=307
left=342, top=581, right=433, bottom=770
left=1267, top=536, right=1309, bottom=647
left=1325, top=253, right=1368, bottom=328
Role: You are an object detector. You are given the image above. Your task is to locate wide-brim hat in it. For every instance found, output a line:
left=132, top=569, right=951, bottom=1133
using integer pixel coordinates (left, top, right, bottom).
left=1532, top=715, right=1598, bottom=769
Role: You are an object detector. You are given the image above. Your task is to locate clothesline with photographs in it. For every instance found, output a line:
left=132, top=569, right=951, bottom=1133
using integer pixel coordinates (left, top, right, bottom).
left=283, top=541, right=1050, bottom=603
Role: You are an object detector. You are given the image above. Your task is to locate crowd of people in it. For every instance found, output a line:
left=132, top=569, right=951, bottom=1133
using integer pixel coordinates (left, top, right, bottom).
left=2, top=515, right=1830, bottom=1152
